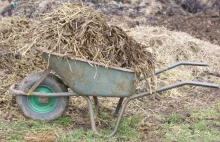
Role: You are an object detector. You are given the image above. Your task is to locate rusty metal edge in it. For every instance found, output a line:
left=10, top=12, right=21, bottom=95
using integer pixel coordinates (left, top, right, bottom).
left=40, top=50, right=135, bottom=73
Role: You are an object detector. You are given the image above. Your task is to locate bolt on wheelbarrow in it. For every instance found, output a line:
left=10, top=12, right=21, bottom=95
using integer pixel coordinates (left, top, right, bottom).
left=9, top=51, right=219, bottom=137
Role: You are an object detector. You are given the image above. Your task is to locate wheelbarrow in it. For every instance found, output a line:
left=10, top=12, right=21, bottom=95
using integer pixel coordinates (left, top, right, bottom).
left=9, top=51, right=219, bottom=137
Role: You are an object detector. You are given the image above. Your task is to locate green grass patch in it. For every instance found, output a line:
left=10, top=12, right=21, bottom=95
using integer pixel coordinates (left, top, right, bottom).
left=191, top=108, right=218, bottom=119
left=162, top=122, right=220, bottom=142
left=165, top=112, right=183, bottom=124
left=0, top=114, right=142, bottom=142
left=53, top=116, right=72, bottom=126
left=161, top=108, right=220, bottom=142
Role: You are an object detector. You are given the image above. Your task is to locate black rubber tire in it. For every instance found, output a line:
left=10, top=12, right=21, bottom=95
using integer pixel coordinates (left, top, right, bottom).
left=16, top=72, right=69, bottom=120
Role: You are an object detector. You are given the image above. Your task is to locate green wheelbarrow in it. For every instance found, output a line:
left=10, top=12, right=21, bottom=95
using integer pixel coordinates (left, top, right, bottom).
left=9, top=51, right=219, bottom=137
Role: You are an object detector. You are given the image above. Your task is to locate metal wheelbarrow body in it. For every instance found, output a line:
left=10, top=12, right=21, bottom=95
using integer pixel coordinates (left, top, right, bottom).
left=9, top=51, right=220, bottom=137
left=42, top=52, right=136, bottom=97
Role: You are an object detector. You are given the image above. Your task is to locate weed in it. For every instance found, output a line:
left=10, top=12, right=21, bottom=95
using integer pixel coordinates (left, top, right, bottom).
left=165, top=112, right=183, bottom=124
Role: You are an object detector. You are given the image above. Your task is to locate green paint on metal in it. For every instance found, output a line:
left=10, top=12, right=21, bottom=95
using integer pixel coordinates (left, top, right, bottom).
left=42, top=53, right=137, bottom=97
left=11, top=2, right=18, bottom=7
left=27, top=85, right=57, bottom=113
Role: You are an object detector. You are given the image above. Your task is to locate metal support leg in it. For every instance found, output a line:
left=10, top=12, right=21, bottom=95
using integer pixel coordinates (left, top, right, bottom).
left=27, top=68, right=52, bottom=95
left=93, top=96, right=99, bottom=116
left=83, top=92, right=151, bottom=138
left=114, top=98, right=124, bottom=115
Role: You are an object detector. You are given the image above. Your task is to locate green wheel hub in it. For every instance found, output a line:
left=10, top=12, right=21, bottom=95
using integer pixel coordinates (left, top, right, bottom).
left=27, top=85, right=57, bottom=113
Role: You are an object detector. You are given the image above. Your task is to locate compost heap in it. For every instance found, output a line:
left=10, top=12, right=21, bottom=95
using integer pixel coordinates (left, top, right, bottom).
left=20, top=4, right=155, bottom=78
left=0, top=17, right=46, bottom=120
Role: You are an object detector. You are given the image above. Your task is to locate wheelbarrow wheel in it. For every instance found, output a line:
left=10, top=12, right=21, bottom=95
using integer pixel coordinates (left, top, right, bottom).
left=16, top=72, right=69, bottom=120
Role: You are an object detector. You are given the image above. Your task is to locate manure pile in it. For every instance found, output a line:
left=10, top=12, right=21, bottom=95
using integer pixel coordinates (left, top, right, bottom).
left=20, top=4, right=155, bottom=78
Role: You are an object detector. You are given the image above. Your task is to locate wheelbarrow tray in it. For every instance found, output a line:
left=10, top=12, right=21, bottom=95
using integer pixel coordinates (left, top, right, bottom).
left=42, top=52, right=136, bottom=97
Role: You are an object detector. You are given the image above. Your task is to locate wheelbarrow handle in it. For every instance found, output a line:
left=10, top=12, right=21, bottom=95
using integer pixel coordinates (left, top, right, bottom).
left=156, top=81, right=219, bottom=92
left=155, top=61, right=208, bottom=75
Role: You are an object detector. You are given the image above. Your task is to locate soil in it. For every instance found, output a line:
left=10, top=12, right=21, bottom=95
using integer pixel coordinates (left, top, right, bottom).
left=155, top=0, right=220, bottom=45
left=151, top=9, right=220, bottom=45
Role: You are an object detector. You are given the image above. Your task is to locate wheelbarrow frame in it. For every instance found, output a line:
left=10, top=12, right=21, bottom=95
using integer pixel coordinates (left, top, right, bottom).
left=9, top=54, right=220, bottom=137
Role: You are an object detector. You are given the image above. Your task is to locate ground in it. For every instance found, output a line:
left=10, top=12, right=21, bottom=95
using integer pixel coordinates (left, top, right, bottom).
left=0, top=0, right=220, bottom=142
